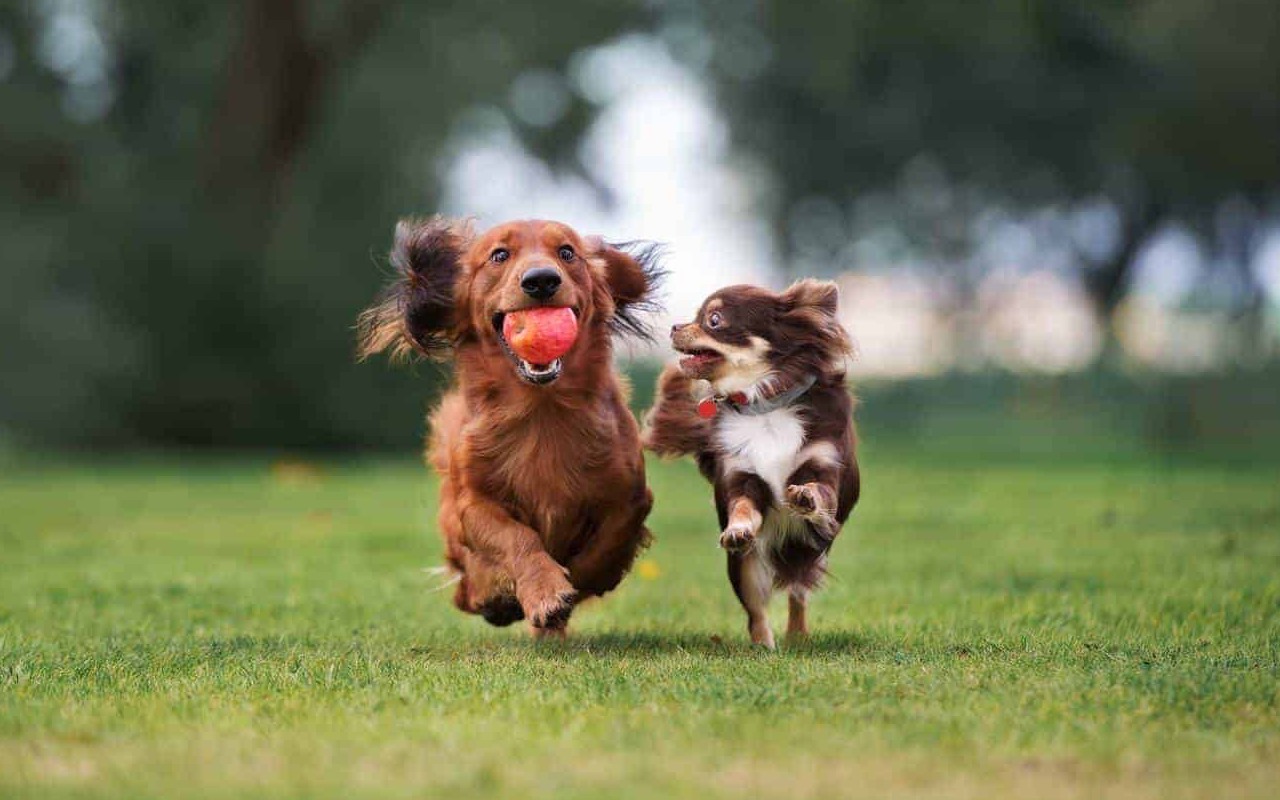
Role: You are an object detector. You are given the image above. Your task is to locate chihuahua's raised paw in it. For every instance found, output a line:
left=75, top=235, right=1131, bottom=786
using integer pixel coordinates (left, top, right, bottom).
left=719, top=521, right=757, bottom=552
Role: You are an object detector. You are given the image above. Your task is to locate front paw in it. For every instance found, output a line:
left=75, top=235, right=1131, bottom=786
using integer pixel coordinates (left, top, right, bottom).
left=517, top=560, right=577, bottom=630
left=525, top=588, right=577, bottom=630
left=784, top=483, right=827, bottom=518
left=719, top=522, right=757, bottom=553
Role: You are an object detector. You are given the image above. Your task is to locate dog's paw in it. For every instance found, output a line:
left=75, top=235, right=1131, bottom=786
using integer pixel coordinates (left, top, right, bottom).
left=516, top=554, right=576, bottom=630
left=786, top=482, right=837, bottom=518
left=784, top=483, right=820, bottom=515
left=478, top=595, right=524, bottom=627
left=784, top=483, right=838, bottom=541
left=525, top=588, right=577, bottom=630
left=750, top=620, right=777, bottom=649
left=719, top=522, right=757, bottom=553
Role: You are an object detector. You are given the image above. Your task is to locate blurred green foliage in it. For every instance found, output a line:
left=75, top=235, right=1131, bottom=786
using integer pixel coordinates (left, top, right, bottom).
left=2, top=0, right=1277, bottom=451
left=674, top=0, right=1278, bottom=318
left=1, top=0, right=652, bottom=449
left=626, top=361, right=1280, bottom=464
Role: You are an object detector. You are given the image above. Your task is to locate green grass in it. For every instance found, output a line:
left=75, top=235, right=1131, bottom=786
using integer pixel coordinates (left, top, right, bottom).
left=1, top=448, right=1278, bottom=798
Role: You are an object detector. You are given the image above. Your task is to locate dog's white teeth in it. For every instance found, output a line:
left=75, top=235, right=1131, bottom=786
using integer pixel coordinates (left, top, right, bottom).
left=521, top=359, right=561, bottom=376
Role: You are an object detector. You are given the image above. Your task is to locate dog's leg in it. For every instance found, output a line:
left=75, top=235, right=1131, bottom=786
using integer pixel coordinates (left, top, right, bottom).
left=782, top=443, right=844, bottom=544
left=566, top=483, right=653, bottom=598
left=718, top=473, right=774, bottom=646
left=727, top=549, right=775, bottom=648
left=780, top=447, right=845, bottom=643
left=718, top=472, right=771, bottom=552
left=459, top=494, right=576, bottom=632
left=786, top=589, right=809, bottom=641
left=439, top=475, right=522, bottom=625
left=453, top=549, right=524, bottom=626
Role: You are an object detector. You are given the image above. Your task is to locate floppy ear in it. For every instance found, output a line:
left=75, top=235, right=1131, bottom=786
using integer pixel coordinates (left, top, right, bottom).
left=357, top=216, right=471, bottom=361
left=778, top=279, right=854, bottom=362
left=780, top=278, right=839, bottom=318
left=588, top=237, right=666, bottom=340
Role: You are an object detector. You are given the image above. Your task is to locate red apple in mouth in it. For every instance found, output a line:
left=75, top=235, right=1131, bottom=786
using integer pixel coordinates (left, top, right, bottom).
left=502, top=307, right=579, bottom=366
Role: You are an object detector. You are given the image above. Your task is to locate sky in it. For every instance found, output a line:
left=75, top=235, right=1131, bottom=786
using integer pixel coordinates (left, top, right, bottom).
left=440, top=36, right=775, bottom=332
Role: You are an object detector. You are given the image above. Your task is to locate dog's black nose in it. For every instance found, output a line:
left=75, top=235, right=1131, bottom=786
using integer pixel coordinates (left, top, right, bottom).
left=671, top=324, right=682, bottom=336
left=520, top=267, right=562, bottom=300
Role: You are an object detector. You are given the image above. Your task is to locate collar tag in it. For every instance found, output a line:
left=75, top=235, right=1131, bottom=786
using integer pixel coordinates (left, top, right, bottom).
left=696, top=376, right=817, bottom=419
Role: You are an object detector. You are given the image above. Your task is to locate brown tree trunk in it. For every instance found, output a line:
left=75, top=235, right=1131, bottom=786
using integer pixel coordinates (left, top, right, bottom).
left=1085, top=199, right=1165, bottom=362
left=1086, top=202, right=1163, bottom=318
left=201, top=0, right=386, bottom=244
left=1215, top=195, right=1268, bottom=364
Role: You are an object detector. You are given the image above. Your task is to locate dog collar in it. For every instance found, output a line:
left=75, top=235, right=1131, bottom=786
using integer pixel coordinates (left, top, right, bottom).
left=697, top=374, right=817, bottom=419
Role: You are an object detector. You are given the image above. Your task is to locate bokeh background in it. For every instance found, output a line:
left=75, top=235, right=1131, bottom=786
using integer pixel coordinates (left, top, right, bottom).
left=3, top=0, right=1279, bottom=459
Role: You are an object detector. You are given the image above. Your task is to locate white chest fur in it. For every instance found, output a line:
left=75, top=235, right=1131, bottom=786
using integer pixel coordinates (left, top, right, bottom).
left=715, top=407, right=806, bottom=504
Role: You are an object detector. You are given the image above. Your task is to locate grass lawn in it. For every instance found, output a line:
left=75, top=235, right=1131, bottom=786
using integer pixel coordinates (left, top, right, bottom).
left=1, top=448, right=1277, bottom=798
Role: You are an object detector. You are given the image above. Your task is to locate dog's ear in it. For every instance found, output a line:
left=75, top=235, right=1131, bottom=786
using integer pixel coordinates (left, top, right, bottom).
left=778, top=279, right=854, bottom=363
left=780, top=279, right=839, bottom=318
left=588, top=237, right=666, bottom=340
left=357, top=216, right=472, bottom=361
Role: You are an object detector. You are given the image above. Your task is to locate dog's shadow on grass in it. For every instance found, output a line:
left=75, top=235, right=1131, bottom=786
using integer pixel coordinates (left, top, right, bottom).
left=408, top=630, right=1054, bottom=665
left=520, top=630, right=876, bottom=659
left=509, top=630, right=1036, bottom=663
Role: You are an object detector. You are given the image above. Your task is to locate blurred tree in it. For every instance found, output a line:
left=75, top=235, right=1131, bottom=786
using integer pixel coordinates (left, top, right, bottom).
left=670, top=0, right=1279, bottom=345
left=0, top=0, right=655, bottom=449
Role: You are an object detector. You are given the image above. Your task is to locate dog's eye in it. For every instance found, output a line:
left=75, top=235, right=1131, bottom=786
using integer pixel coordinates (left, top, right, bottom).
left=490, top=248, right=510, bottom=264
left=558, top=245, right=575, bottom=262
left=707, top=311, right=724, bottom=329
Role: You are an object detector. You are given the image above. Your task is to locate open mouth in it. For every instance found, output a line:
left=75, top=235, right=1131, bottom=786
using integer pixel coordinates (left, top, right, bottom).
left=492, top=308, right=579, bottom=386
left=514, top=358, right=562, bottom=384
left=676, top=346, right=725, bottom=374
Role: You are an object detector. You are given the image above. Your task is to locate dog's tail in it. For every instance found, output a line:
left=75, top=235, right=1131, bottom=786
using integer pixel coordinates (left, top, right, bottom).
left=642, top=364, right=713, bottom=460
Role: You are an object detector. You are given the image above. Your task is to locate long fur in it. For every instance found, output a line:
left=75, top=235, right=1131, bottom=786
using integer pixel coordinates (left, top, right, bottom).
left=356, top=216, right=472, bottom=361
left=643, top=279, right=860, bottom=647
left=359, top=218, right=663, bottom=635
left=604, top=240, right=668, bottom=342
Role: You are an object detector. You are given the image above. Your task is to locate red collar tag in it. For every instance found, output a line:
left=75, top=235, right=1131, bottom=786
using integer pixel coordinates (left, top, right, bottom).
left=697, top=392, right=750, bottom=419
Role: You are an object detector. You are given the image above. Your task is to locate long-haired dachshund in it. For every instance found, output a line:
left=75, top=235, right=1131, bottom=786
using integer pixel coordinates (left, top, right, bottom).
left=359, top=217, right=663, bottom=637
left=644, top=281, right=859, bottom=647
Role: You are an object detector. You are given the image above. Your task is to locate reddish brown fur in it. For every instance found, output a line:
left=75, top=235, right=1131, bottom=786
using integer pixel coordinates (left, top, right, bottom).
left=360, top=217, right=662, bottom=635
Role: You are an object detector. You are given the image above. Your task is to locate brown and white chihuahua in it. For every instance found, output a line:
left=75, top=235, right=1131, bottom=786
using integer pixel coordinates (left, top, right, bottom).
left=644, top=280, right=860, bottom=647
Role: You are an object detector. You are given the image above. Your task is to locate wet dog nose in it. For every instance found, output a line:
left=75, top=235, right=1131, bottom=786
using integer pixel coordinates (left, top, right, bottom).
left=671, top=324, right=683, bottom=336
left=520, top=267, right=562, bottom=300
